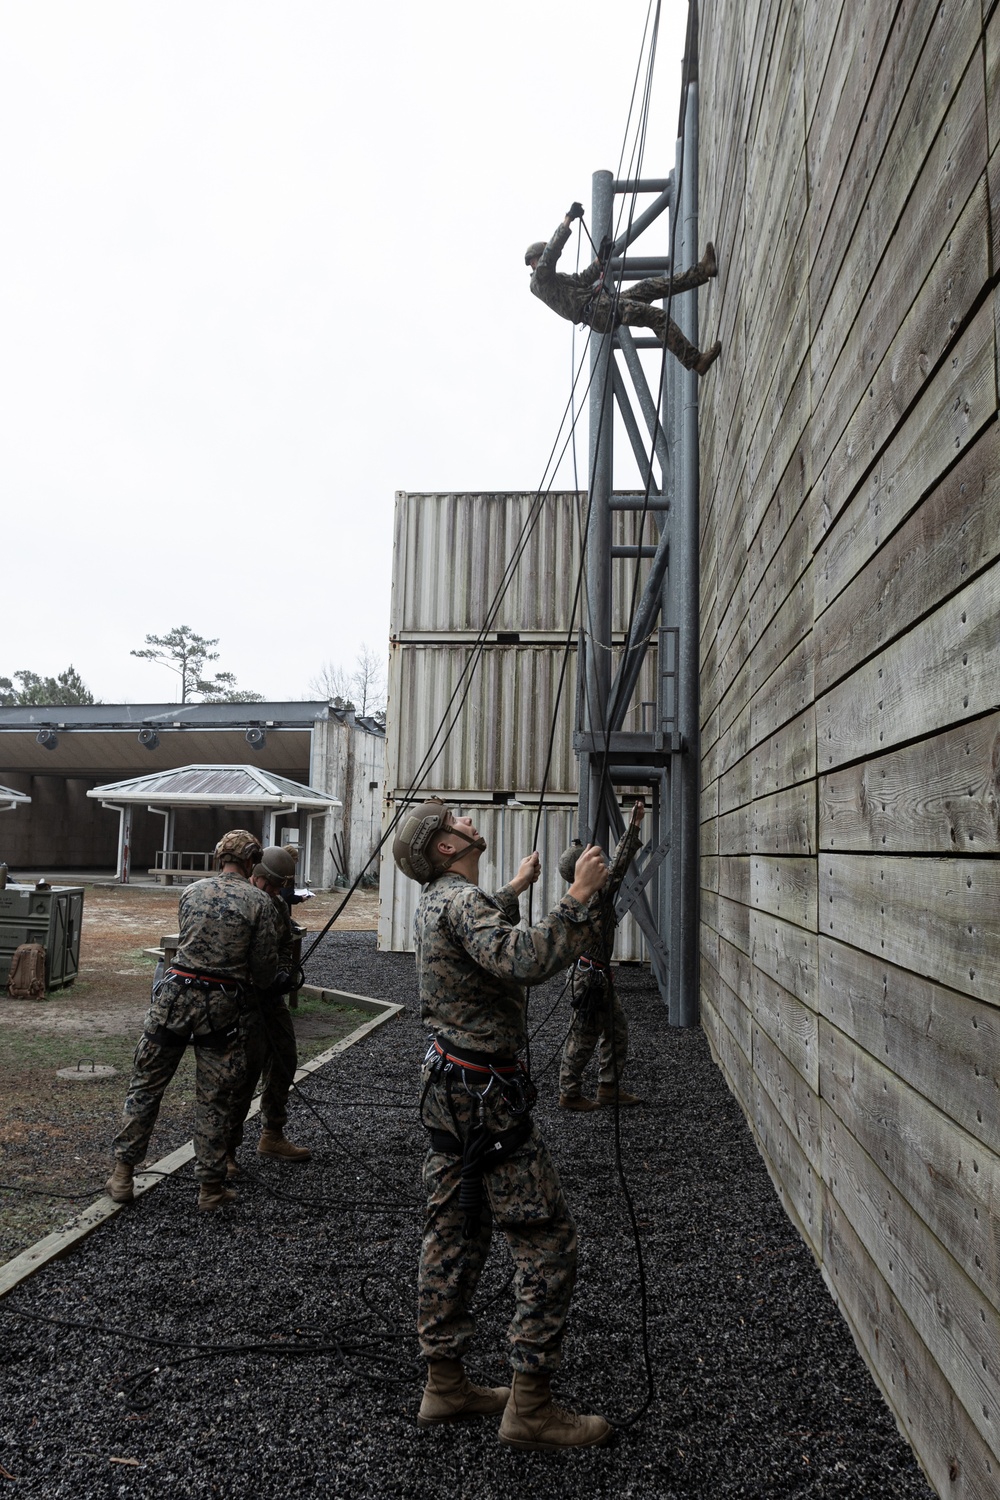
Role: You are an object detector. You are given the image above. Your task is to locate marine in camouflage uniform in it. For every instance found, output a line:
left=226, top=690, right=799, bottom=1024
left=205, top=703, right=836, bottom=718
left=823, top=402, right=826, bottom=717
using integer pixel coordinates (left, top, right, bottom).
left=527, top=209, right=719, bottom=373
left=109, top=843, right=281, bottom=1192
left=558, top=810, right=644, bottom=1108
left=228, top=885, right=302, bottom=1156
left=417, top=872, right=602, bottom=1373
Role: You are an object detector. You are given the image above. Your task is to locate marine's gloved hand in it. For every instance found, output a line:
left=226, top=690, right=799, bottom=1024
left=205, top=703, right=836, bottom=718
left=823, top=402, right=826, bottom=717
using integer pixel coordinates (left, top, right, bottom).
left=567, top=201, right=585, bottom=221
left=599, top=234, right=614, bottom=263
left=259, top=970, right=292, bottom=1001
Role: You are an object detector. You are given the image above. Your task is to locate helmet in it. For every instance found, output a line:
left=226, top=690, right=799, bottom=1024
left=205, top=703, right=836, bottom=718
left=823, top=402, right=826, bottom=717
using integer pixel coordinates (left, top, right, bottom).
left=214, top=828, right=263, bottom=869
left=392, top=800, right=451, bottom=884
left=558, top=840, right=584, bottom=883
left=525, top=241, right=546, bottom=266
left=253, top=846, right=296, bottom=887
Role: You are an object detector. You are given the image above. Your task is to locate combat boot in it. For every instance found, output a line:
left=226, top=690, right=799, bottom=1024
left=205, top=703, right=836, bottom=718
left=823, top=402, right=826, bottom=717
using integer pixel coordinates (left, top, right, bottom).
left=558, top=1092, right=599, bottom=1112
left=699, top=241, right=718, bottom=277
left=225, top=1153, right=240, bottom=1179
left=197, top=1179, right=236, bottom=1212
left=694, top=340, right=722, bottom=377
left=105, top=1161, right=134, bottom=1204
left=498, top=1370, right=613, bottom=1450
left=416, top=1358, right=510, bottom=1428
left=258, top=1129, right=311, bottom=1162
left=596, top=1084, right=642, bottom=1107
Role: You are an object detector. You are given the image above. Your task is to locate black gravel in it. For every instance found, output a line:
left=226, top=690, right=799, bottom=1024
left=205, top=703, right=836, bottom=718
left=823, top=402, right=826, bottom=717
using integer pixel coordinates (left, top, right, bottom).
left=0, top=933, right=933, bottom=1499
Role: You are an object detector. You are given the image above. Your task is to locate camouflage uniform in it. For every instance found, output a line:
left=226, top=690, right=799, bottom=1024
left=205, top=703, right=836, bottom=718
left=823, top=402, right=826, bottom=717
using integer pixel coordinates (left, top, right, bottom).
left=530, top=219, right=711, bottom=369
left=558, top=822, right=643, bottom=1099
left=415, top=873, right=602, bottom=1373
left=111, top=872, right=281, bottom=1184
left=228, top=892, right=299, bottom=1148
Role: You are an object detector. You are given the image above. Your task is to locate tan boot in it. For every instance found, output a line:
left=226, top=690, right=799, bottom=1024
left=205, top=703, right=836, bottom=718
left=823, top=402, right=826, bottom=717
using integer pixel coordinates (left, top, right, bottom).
left=558, top=1093, right=599, bottom=1112
left=417, top=1358, right=510, bottom=1428
left=596, top=1084, right=642, bottom=1107
left=225, top=1153, right=240, bottom=1179
left=105, top=1162, right=134, bottom=1204
left=197, top=1179, right=236, bottom=1212
left=694, top=340, right=722, bottom=377
left=258, top=1129, right=311, bottom=1162
left=498, top=1369, right=613, bottom=1450
left=700, top=241, right=718, bottom=277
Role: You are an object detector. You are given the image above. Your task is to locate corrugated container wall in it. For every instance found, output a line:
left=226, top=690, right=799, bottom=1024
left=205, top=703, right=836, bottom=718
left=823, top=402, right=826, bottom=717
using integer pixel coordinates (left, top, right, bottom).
left=380, top=491, right=657, bottom=963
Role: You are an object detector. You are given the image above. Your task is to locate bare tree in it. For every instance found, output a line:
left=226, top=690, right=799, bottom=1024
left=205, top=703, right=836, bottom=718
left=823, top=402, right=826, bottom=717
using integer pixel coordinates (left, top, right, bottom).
left=309, top=645, right=386, bottom=723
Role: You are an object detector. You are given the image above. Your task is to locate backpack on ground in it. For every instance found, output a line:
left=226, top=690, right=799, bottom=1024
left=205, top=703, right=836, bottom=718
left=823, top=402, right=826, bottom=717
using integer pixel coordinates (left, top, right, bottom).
left=7, top=943, right=46, bottom=999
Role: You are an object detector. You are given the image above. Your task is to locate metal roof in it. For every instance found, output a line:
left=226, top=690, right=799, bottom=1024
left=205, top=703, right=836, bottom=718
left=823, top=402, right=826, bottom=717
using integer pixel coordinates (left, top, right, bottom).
left=86, top=764, right=340, bottom=809
left=0, top=701, right=384, bottom=735
left=0, top=782, right=30, bottom=811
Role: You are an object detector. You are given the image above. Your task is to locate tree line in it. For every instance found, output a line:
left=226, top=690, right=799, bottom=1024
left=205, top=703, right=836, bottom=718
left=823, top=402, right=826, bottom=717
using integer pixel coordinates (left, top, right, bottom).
left=1, top=626, right=386, bottom=722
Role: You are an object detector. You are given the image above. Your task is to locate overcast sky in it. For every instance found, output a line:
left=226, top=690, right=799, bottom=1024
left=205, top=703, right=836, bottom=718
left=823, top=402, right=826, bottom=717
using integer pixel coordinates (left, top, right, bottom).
left=2, top=1, right=685, bottom=704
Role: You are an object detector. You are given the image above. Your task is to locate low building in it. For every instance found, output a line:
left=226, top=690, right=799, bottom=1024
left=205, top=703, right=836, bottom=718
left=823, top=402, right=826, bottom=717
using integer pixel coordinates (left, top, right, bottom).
left=0, top=701, right=383, bottom=887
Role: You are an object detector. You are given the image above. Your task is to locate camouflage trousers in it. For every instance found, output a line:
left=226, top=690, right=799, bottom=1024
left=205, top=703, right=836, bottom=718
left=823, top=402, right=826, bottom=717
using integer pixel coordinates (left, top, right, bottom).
left=587, top=261, right=712, bottom=369
left=558, top=975, right=629, bottom=1097
left=417, top=1066, right=577, bottom=1374
left=228, top=1001, right=299, bottom=1147
left=111, top=977, right=245, bottom=1184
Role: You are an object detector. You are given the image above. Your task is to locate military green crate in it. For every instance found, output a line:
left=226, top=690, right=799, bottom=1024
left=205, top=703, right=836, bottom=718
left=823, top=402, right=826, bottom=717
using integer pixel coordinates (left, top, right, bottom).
left=0, top=885, right=84, bottom=991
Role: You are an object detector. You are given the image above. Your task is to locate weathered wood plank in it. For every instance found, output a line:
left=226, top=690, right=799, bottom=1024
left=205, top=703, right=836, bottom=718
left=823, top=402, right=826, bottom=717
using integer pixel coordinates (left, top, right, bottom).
left=816, top=172, right=991, bottom=534
left=815, top=297, right=996, bottom=605
left=749, top=906, right=819, bottom=1007
left=713, top=954, right=753, bottom=1061
left=750, top=1050, right=823, bottom=1252
left=818, top=558, right=1000, bottom=769
left=701, top=853, right=720, bottom=897
left=822, top=1162, right=1000, bottom=1500
left=702, top=886, right=719, bottom=940
left=751, top=854, right=818, bottom=931
left=819, top=712, right=1000, bottom=854
left=719, top=932, right=752, bottom=1013
left=718, top=801, right=752, bottom=856
left=703, top=991, right=754, bottom=1122
left=718, top=854, right=752, bottom=906
left=751, top=781, right=815, bottom=855
left=987, top=1, right=1000, bottom=155
left=749, top=561, right=814, bottom=698
left=718, top=892, right=751, bottom=956
left=821, top=853, right=1000, bottom=1004
left=818, top=935, right=1000, bottom=1160
left=718, top=747, right=753, bottom=816
left=701, top=919, right=720, bottom=979
left=752, top=969, right=820, bottom=1098
left=747, top=476, right=814, bottom=640
left=810, top=4, right=978, bottom=343
left=820, top=1020, right=1000, bottom=1316
left=816, top=420, right=1000, bottom=696
left=749, top=631, right=814, bottom=750
left=813, top=66, right=989, bottom=499
left=752, top=709, right=816, bottom=800
left=803, top=0, right=853, bottom=132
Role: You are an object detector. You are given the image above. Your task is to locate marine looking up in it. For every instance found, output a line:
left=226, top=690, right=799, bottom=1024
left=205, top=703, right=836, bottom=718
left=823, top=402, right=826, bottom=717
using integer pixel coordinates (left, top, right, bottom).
left=526, top=199, right=722, bottom=376
left=393, top=799, right=616, bottom=1450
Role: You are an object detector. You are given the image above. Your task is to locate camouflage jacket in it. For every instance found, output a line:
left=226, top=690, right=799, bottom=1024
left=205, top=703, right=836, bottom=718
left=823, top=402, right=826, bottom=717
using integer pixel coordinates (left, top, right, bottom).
left=173, top=872, right=281, bottom=991
left=529, top=219, right=605, bottom=324
left=585, top=821, right=644, bottom=963
left=269, top=891, right=295, bottom=970
left=414, top=872, right=601, bottom=1058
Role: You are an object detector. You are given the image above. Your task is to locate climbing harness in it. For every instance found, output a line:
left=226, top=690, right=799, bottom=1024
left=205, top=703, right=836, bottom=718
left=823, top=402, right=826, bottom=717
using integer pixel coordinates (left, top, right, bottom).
left=145, top=965, right=244, bottom=1052
left=421, top=1037, right=537, bottom=1239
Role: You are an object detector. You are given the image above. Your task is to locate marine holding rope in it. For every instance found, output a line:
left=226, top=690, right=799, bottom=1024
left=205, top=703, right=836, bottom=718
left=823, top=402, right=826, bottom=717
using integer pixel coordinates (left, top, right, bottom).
left=526, top=200, right=722, bottom=376
left=225, top=845, right=312, bottom=1173
left=394, top=800, right=615, bottom=1450
left=558, top=799, right=645, bottom=1112
left=105, top=828, right=282, bottom=1213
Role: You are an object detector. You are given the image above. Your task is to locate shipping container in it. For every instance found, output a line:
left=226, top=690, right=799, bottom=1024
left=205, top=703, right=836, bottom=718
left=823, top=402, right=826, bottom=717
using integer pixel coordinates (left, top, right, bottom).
left=391, top=491, right=659, bottom=639
left=384, top=642, right=660, bottom=799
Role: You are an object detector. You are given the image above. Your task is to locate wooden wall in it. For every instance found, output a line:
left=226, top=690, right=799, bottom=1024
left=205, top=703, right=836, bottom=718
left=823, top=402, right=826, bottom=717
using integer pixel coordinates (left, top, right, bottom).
left=697, top=0, right=1000, bottom=1493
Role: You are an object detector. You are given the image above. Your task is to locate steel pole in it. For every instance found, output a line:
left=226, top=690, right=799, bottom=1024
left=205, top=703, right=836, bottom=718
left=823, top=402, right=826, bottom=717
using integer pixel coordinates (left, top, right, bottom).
left=583, top=168, right=615, bottom=852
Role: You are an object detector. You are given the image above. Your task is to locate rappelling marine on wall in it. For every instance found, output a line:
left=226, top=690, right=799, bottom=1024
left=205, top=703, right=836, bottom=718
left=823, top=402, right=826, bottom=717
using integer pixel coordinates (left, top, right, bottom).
left=527, top=201, right=722, bottom=376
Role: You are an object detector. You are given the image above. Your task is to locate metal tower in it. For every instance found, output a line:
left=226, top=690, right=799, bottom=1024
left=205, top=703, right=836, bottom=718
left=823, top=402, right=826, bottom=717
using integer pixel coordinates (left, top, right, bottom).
left=575, top=78, right=701, bottom=1026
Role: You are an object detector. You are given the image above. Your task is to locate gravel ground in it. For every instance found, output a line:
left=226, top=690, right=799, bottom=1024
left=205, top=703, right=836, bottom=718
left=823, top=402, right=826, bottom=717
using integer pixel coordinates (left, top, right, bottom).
left=0, top=932, right=933, bottom=1499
